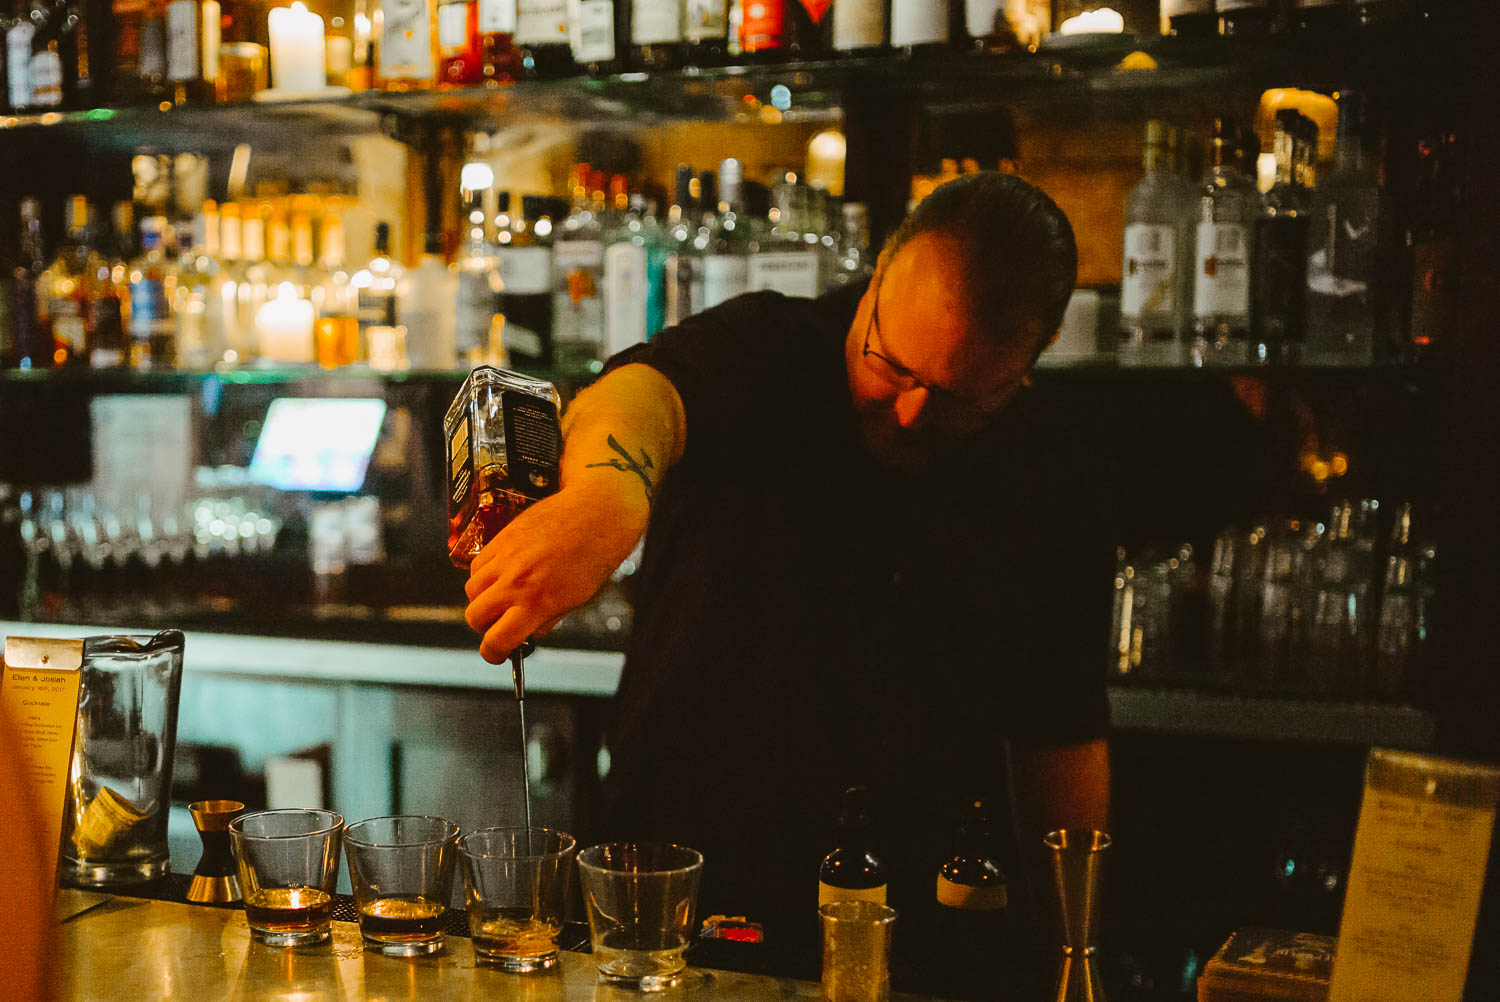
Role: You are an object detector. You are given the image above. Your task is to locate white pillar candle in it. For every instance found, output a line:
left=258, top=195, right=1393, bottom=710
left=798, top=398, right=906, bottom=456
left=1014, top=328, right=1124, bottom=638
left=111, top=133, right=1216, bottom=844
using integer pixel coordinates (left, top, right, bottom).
left=268, top=2, right=327, bottom=92
left=256, top=284, right=316, bottom=362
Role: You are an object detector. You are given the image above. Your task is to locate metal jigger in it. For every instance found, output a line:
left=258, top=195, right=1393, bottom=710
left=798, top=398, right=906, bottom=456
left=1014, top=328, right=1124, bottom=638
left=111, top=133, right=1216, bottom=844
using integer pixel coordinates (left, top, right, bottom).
left=186, top=800, right=246, bottom=904
left=1044, top=829, right=1111, bottom=1002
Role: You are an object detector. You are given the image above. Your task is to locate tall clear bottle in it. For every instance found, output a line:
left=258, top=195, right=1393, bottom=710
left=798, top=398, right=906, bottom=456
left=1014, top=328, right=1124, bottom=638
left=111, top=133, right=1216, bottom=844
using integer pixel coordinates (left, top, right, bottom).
left=172, top=205, right=225, bottom=368
left=749, top=175, right=821, bottom=298
left=498, top=194, right=556, bottom=367
left=603, top=191, right=657, bottom=356
left=700, top=157, right=751, bottom=310
left=1306, top=91, right=1380, bottom=365
left=553, top=169, right=606, bottom=368
left=1252, top=110, right=1315, bottom=365
left=379, top=0, right=438, bottom=88
left=1192, top=118, right=1259, bottom=367
left=455, top=166, right=503, bottom=367
left=662, top=164, right=702, bottom=328
left=400, top=230, right=458, bottom=369
left=1120, top=119, right=1193, bottom=367
left=127, top=216, right=175, bottom=370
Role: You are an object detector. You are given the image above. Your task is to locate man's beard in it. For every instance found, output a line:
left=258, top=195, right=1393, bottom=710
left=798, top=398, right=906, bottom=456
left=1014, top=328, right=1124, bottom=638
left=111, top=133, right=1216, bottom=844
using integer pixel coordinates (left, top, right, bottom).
left=854, top=404, right=966, bottom=475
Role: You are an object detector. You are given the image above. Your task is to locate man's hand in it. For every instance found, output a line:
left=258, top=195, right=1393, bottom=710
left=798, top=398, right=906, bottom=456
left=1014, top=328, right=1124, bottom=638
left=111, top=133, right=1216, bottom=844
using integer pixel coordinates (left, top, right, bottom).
left=464, top=479, right=647, bottom=664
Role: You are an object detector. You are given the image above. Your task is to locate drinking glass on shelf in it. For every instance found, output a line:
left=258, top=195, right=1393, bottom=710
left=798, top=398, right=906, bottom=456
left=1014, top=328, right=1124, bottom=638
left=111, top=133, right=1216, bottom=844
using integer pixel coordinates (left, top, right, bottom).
left=1373, top=503, right=1432, bottom=702
left=1305, top=500, right=1376, bottom=695
left=344, top=815, right=461, bottom=957
left=1256, top=518, right=1318, bottom=688
left=577, top=842, right=704, bottom=991
left=229, top=809, right=345, bottom=947
left=458, top=827, right=576, bottom=972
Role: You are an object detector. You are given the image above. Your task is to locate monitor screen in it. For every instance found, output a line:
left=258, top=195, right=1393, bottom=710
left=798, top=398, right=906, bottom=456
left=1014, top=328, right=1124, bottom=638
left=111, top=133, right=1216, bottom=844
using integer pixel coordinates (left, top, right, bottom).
left=248, top=398, right=387, bottom=493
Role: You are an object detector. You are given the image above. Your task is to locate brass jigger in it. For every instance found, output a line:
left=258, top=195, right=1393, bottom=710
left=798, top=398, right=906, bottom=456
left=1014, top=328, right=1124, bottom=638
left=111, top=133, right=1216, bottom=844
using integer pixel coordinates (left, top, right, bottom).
left=186, top=800, right=246, bottom=904
left=1045, top=828, right=1111, bottom=1002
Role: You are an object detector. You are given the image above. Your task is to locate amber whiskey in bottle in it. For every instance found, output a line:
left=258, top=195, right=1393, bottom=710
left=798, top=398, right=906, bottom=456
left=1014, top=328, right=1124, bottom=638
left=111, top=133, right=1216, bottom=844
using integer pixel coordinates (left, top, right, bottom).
left=445, top=365, right=563, bottom=568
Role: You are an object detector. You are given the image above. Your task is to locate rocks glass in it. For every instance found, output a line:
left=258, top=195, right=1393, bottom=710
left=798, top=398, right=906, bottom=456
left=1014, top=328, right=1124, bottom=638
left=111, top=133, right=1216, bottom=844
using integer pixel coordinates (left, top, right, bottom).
left=458, top=826, right=576, bottom=971
left=229, top=809, right=344, bottom=946
left=344, top=815, right=461, bottom=957
left=577, top=842, right=703, bottom=991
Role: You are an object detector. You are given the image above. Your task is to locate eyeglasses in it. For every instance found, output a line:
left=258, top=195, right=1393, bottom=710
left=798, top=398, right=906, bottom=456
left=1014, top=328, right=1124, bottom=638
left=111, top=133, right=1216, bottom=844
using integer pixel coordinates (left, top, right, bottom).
left=860, top=273, right=1026, bottom=428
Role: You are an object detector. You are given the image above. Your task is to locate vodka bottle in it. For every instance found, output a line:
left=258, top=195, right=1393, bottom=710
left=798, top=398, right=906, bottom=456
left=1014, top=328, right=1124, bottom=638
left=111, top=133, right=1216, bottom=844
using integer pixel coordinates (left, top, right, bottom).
left=1192, top=118, right=1259, bottom=366
left=1305, top=92, right=1379, bottom=365
left=1120, top=120, right=1193, bottom=366
left=1252, top=111, right=1315, bottom=365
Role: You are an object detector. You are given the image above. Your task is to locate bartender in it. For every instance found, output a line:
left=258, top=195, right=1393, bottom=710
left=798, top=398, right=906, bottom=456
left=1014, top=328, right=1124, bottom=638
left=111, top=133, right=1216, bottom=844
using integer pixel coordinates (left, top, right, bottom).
left=464, top=172, right=1111, bottom=958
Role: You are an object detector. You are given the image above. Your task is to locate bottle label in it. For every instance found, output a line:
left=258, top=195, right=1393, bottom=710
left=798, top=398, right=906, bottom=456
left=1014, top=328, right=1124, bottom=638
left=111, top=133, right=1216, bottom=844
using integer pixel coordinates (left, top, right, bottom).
left=818, top=881, right=888, bottom=907
left=51, top=300, right=85, bottom=353
left=553, top=238, right=604, bottom=271
left=1194, top=221, right=1250, bottom=319
left=569, top=0, right=615, bottom=60
left=702, top=254, right=749, bottom=309
left=964, top=0, right=1003, bottom=39
left=738, top=0, right=784, bottom=52
left=446, top=407, right=474, bottom=517
left=456, top=269, right=498, bottom=355
left=381, top=0, right=437, bottom=80
left=500, top=246, right=552, bottom=294
left=499, top=389, right=563, bottom=499
left=684, top=0, right=726, bottom=40
left=1120, top=223, right=1177, bottom=318
left=890, top=0, right=946, bottom=47
left=166, top=0, right=200, bottom=81
left=632, top=0, right=682, bottom=43
left=28, top=48, right=62, bottom=106
left=748, top=251, right=820, bottom=299
left=479, top=0, right=517, bottom=34
left=936, top=874, right=1007, bottom=911
left=7, top=23, right=32, bottom=108
left=516, top=0, right=570, bottom=44
left=128, top=278, right=169, bottom=340
left=832, top=0, right=883, bottom=48
left=604, top=241, right=648, bottom=355
left=438, top=0, right=473, bottom=50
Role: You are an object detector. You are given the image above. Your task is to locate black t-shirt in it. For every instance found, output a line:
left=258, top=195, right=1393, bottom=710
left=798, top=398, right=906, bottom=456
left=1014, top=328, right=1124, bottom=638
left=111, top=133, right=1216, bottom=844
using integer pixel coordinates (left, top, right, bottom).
left=598, top=285, right=1112, bottom=951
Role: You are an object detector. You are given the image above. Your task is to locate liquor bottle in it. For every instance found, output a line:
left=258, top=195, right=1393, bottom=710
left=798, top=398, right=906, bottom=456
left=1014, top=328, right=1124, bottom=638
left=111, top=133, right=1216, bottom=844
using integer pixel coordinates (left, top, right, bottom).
left=681, top=0, right=729, bottom=65
left=962, top=0, right=1021, bottom=53
left=455, top=170, right=503, bottom=366
left=11, top=0, right=64, bottom=110
left=13, top=198, right=53, bottom=369
left=1306, top=92, right=1379, bottom=365
left=399, top=230, right=458, bottom=369
left=437, top=0, right=483, bottom=84
left=165, top=0, right=215, bottom=103
left=603, top=191, right=655, bottom=356
left=173, top=208, right=225, bottom=368
left=934, top=800, right=1009, bottom=994
left=5, top=0, right=29, bottom=112
left=137, top=0, right=169, bottom=101
left=515, top=0, right=576, bottom=77
left=567, top=0, right=620, bottom=74
left=1160, top=0, right=1216, bottom=36
left=127, top=216, right=175, bottom=370
left=1291, top=0, right=1351, bottom=31
left=1217, top=0, right=1275, bottom=34
left=87, top=201, right=130, bottom=367
left=826, top=201, right=874, bottom=289
left=890, top=0, right=947, bottom=53
left=629, top=0, right=681, bottom=68
left=739, top=0, right=817, bottom=60
left=749, top=175, right=821, bottom=297
left=700, top=158, right=751, bottom=309
left=552, top=168, right=605, bottom=368
left=1252, top=110, right=1315, bottom=365
left=478, top=0, right=521, bottom=82
left=58, top=0, right=100, bottom=108
left=818, top=786, right=887, bottom=906
left=662, top=164, right=701, bottom=328
left=39, top=194, right=96, bottom=365
left=1402, top=127, right=1456, bottom=362
left=355, top=220, right=403, bottom=345
left=313, top=208, right=359, bottom=367
left=379, top=0, right=438, bottom=88
left=1120, top=120, right=1193, bottom=366
left=830, top=0, right=884, bottom=54
left=1192, top=118, right=1258, bottom=367
left=498, top=194, right=556, bottom=367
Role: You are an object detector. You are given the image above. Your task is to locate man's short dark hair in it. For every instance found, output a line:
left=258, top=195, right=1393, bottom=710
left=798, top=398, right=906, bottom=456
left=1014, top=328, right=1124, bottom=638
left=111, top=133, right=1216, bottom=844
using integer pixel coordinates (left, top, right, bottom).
left=880, top=172, right=1078, bottom=358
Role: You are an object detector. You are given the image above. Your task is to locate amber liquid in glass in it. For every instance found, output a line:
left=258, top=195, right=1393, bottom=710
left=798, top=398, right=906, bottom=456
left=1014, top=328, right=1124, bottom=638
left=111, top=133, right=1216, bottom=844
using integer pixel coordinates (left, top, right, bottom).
left=472, top=907, right=562, bottom=958
left=448, top=461, right=537, bottom=568
left=244, top=887, right=333, bottom=933
left=360, top=897, right=447, bottom=941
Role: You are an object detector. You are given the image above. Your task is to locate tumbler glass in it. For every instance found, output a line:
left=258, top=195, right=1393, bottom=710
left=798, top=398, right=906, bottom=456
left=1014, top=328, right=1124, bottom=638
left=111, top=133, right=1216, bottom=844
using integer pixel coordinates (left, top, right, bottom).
left=229, top=809, right=344, bottom=946
left=344, top=815, right=461, bottom=957
left=577, top=842, right=703, bottom=991
left=459, top=827, right=576, bottom=971
left=819, top=900, right=897, bottom=1002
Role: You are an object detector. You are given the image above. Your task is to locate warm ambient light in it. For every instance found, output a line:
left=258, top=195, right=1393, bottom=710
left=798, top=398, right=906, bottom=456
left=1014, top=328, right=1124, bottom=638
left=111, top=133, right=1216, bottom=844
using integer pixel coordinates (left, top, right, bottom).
left=460, top=161, right=495, bottom=194
left=1058, top=8, right=1125, bottom=34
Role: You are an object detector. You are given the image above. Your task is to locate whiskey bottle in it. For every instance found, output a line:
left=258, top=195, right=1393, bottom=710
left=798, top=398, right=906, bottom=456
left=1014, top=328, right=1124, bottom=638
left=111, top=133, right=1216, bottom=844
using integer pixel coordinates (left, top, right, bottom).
left=478, top=0, right=521, bottom=82
left=1192, top=118, right=1258, bottom=366
left=498, top=195, right=557, bottom=367
left=1120, top=119, right=1193, bottom=366
left=379, top=0, right=438, bottom=88
left=890, top=0, right=947, bottom=53
left=444, top=365, right=563, bottom=568
left=818, top=786, right=888, bottom=907
left=1252, top=110, right=1315, bottom=364
left=437, top=0, right=483, bottom=84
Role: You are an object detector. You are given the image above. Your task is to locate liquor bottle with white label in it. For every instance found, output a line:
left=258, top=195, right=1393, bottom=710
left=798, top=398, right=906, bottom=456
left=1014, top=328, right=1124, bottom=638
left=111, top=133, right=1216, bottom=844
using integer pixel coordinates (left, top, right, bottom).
left=137, top=0, right=170, bottom=102
left=437, top=0, right=483, bottom=84
left=516, top=0, right=576, bottom=76
left=889, top=0, right=947, bottom=53
left=567, top=0, right=620, bottom=73
left=1160, top=0, right=1216, bottom=36
left=749, top=175, right=821, bottom=299
left=662, top=164, right=702, bottom=329
left=165, top=0, right=215, bottom=103
left=681, top=0, right=729, bottom=66
left=628, top=0, right=680, bottom=68
left=1192, top=118, right=1259, bottom=367
left=499, top=195, right=557, bottom=367
left=603, top=191, right=657, bottom=355
left=1305, top=91, right=1380, bottom=365
left=552, top=170, right=606, bottom=368
left=1120, top=119, right=1194, bottom=366
left=10, top=0, right=64, bottom=110
left=379, top=0, right=439, bottom=89
left=478, top=0, right=521, bottom=81
left=700, top=158, right=751, bottom=310
left=1252, top=110, right=1315, bottom=364
left=818, top=787, right=887, bottom=907
left=400, top=230, right=458, bottom=369
left=830, top=0, right=885, bottom=54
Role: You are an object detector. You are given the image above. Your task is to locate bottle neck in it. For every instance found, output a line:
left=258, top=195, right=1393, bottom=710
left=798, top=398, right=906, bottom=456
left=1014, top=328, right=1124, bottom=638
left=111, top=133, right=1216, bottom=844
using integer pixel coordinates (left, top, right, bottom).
left=1143, top=142, right=1173, bottom=175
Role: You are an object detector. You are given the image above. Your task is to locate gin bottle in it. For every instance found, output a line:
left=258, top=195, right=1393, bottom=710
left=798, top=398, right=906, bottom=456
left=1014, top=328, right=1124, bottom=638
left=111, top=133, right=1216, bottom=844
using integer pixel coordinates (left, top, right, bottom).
left=1192, top=118, right=1259, bottom=366
left=1120, top=120, right=1193, bottom=367
left=455, top=171, right=503, bottom=367
left=1252, top=111, right=1315, bottom=365
left=662, top=165, right=702, bottom=328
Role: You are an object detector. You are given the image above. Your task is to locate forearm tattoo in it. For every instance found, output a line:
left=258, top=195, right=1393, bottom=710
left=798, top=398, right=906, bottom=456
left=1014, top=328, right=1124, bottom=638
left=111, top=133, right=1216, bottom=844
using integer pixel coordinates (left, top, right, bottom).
left=585, top=434, right=656, bottom=504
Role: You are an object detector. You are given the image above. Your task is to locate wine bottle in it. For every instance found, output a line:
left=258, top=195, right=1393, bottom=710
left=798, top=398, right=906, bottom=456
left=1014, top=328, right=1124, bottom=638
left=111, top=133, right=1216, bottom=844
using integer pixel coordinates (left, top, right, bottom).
left=818, top=787, right=888, bottom=906
left=934, top=800, right=1009, bottom=995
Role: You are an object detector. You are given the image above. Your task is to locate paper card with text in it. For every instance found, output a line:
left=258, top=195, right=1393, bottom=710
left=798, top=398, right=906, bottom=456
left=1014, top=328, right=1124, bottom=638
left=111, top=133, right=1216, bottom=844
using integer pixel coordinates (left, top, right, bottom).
left=1328, top=747, right=1500, bottom=1002
left=1, top=637, right=85, bottom=892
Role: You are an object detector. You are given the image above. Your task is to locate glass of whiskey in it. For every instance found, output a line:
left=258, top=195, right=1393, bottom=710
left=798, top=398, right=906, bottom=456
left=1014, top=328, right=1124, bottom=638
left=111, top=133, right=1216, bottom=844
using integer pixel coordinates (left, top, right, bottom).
left=228, top=809, right=345, bottom=946
left=344, top=815, right=462, bottom=957
left=444, top=366, right=564, bottom=569
left=458, top=827, right=577, bottom=972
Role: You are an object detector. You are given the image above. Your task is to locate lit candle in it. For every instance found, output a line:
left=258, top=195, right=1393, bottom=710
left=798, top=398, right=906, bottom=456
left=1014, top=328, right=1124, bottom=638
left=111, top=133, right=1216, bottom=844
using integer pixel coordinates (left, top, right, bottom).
left=256, top=283, right=316, bottom=363
left=267, top=2, right=327, bottom=93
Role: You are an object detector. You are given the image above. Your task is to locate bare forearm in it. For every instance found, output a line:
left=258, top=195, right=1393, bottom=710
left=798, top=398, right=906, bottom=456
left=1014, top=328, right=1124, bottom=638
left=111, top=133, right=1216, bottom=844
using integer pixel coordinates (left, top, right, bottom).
left=1007, top=737, right=1111, bottom=843
left=560, top=362, right=687, bottom=516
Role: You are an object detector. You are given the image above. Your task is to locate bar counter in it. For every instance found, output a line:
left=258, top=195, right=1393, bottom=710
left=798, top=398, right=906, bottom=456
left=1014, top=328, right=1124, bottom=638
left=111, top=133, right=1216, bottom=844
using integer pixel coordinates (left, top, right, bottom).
left=59, top=892, right=941, bottom=1001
